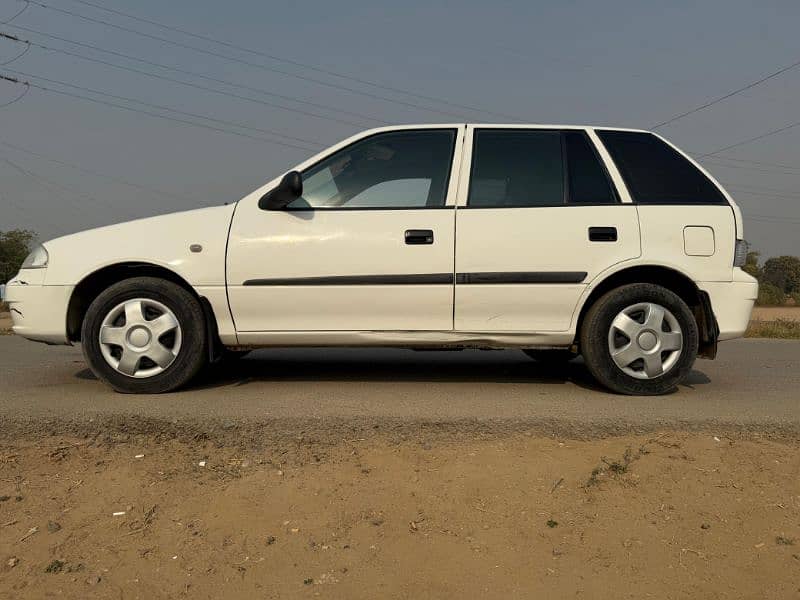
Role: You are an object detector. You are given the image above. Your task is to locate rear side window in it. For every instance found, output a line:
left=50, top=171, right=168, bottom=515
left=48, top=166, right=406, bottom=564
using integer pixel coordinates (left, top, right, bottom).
left=564, top=131, right=617, bottom=204
left=468, top=129, right=619, bottom=208
left=468, top=130, right=564, bottom=207
left=597, top=130, right=727, bottom=205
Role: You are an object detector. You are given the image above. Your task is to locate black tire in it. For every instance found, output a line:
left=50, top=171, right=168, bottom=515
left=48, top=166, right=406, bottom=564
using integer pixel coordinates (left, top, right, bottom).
left=580, top=283, right=699, bottom=395
left=81, top=277, right=208, bottom=393
left=522, top=349, right=577, bottom=364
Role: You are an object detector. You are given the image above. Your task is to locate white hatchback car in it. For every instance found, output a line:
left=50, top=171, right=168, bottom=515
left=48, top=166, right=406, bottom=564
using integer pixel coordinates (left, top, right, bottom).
left=6, top=124, right=758, bottom=395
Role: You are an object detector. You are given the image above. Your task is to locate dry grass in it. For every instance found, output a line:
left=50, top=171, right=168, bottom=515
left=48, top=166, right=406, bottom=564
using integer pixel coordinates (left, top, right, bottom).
left=745, top=318, right=800, bottom=339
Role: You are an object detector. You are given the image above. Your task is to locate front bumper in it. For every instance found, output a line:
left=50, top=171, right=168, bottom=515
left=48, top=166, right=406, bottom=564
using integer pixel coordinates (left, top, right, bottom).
left=697, top=270, right=758, bottom=342
left=5, top=273, right=73, bottom=345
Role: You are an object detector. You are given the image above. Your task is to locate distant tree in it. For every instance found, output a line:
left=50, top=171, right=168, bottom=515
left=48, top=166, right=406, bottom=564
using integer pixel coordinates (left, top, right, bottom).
left=0, top=229, right=37, bottom=282
left=742, top=250, right=761, bottom=279
left=757, top=283, right=786, bottom=306
left=761, top=256, right=800, bottom=295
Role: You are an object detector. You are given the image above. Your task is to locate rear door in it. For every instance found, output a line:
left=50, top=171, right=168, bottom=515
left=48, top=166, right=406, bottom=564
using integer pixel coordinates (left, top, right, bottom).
left=454, top=126, right=641, bottom=332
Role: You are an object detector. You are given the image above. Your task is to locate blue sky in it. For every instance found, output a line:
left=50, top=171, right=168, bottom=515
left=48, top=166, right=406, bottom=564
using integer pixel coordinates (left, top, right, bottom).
left=1, top=0, right=799, bottom=257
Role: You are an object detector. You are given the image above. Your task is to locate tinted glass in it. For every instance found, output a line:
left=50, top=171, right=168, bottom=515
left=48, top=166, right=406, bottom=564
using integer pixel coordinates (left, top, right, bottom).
left=294, top=130, right=455, bottom=209
left=565, top=131, right=617, bottom=204
left=597, top=130, right=727, bottom=205
left=468, top=130, right=564, bottom=207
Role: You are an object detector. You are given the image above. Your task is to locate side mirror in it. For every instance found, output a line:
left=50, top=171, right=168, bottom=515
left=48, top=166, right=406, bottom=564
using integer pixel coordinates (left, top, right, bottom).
left=258, top=171, right=303, bottom=210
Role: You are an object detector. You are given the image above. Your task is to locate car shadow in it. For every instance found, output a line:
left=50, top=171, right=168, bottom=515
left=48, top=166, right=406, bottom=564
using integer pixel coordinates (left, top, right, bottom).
left=73, top=348, right=712, bottom=394
left=178, top=348, right=711, bottom=394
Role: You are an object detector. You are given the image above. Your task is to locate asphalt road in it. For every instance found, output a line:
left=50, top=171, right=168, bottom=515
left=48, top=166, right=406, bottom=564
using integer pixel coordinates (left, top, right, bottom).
left=1, top=335, right=799, bottom=439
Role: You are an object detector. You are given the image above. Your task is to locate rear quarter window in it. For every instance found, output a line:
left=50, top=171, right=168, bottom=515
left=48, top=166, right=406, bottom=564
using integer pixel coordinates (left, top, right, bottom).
left=597, top=130, right=728, bottom=205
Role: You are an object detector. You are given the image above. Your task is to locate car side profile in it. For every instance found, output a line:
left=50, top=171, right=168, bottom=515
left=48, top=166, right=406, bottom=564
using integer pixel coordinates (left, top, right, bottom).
left=6, top=124, right=758, bottom=395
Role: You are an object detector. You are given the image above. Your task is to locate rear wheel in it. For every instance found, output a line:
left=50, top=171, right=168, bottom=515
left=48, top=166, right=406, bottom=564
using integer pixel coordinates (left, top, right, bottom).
left=580, top=283, right=698, bottom=395
left=81, top=277, right=208, bottom=393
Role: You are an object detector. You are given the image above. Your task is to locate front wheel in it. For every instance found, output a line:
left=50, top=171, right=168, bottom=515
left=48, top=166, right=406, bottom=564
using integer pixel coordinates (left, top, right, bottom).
left=81, top=277, right=208, bottom=393
left=580, top=283, right=698, bottom=395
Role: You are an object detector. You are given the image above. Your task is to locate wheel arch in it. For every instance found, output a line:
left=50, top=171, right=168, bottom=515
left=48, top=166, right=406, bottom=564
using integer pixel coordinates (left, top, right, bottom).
left=573, top=264, right=719, bottom=358
left=66, top=262, right=199, bottom=342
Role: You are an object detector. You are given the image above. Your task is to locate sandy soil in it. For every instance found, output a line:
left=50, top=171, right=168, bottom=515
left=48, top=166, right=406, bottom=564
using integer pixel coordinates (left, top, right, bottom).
left=0, top=312, right=11, bottom=334
left=751, top=306, right=800, bottom=321
left=1, top=432, right=798, bottom=599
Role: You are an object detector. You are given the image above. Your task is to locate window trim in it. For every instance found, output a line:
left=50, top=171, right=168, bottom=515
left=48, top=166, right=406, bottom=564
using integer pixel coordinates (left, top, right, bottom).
left=283, top=127, right=459, bottom=212
left=464, top=128, right=621, bottom=209
left=595, top=129, right=730, bottom=206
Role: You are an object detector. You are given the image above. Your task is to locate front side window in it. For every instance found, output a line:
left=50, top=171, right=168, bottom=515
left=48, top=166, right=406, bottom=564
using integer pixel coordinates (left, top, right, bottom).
left=597, top=130, right=727, bottom=205
left=292, top=129, right=456, bottom=209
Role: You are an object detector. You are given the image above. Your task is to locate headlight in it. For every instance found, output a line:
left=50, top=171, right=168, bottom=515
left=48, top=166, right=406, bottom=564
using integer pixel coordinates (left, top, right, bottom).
left=20, top=244, right=49, bottom=269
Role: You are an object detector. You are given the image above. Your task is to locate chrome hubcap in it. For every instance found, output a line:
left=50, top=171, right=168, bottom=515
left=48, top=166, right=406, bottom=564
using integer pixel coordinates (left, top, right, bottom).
left=607, top=302, right=683, bottom=379
left=98, top=299, right=182, bottom=378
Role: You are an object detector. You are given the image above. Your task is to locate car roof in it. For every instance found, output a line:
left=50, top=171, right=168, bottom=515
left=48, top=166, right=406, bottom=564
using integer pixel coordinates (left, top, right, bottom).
left=362, top=124, right=652, bottom=133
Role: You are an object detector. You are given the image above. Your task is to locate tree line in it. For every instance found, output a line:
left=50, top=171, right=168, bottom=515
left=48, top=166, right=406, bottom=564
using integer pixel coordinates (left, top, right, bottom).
left=743, top=252, right=800, bottom=306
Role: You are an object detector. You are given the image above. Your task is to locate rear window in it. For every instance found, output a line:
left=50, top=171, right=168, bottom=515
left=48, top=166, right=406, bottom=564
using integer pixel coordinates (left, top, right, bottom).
left=597, top=130, right=727, bottom=205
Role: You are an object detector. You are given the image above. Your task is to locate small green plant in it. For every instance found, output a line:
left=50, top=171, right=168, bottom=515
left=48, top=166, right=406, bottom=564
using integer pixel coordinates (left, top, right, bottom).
left=546, top=519, right=558, bottom=528
left=586, top=446, right=646, bottom=486
left=776, top=536, right=795, bottom=546
left=45, top=559, right=65, bottom=573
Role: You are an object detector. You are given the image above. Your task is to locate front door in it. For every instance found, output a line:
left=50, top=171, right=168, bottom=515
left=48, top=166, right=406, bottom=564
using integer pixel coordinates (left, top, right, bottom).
left=227, top=127, right=462, bottom=333
left=454, top=127, right=641, bottom=332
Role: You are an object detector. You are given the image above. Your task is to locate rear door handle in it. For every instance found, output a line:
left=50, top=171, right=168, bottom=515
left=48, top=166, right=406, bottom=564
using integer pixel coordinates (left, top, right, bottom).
left=405, top=229, right=434, bottom=245
left=589, top=227, right=618, bottom=242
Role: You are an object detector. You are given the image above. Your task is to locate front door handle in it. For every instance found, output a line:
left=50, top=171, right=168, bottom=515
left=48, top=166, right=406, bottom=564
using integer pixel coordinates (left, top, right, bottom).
left=589, top=226, right=618, bottom=242
left=405, top=229, right=434, bottom=245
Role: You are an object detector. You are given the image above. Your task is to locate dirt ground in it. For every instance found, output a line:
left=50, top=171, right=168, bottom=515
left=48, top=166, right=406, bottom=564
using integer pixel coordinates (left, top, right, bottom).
left=1, top=431, right=798, bottom=599
left=751, top=306, right=800, bottom=321
left=0, top=312, right=11, bottom=334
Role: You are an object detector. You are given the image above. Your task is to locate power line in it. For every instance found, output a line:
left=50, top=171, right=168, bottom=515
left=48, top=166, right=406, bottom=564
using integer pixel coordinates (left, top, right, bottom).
left=0, top=30, right=371, bottom=129
left=2, top=69, right=323, bottom=152
left=2, top=67, right=323, bottom=147
left=727, top=186, right=800, bottom=201
left=724, top=182, right=800, bottom=196
left=5, top=24, right=389, bottom=127
left=701, top=120, right=800, bottom=156
left=744, top=214, right=800, bottom=225
left=65, top=0, right=523, bottom=122
left=652, top=56, right=800, bottom=129
left=1, top=0, right=28, bottom=25
left=0, top=79, right=26, bottom=105
left=702, top=158, right=800, bottom=176
left=2, top=155, right=139, bottom=219
left=0, top=72, right=320, bottom=152
left=22, top=0, right=483, bottom=121
left=713, top=154, right=800, bottom=171
left=0, top=136, right=195, bottom=205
